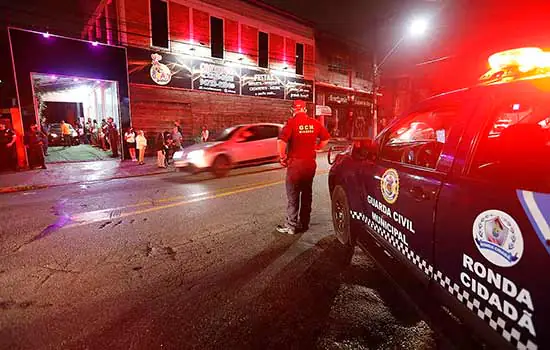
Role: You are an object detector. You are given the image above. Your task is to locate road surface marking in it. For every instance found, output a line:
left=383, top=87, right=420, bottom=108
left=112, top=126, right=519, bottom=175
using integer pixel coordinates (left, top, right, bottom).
left=66, top=170, right=329, bottom=229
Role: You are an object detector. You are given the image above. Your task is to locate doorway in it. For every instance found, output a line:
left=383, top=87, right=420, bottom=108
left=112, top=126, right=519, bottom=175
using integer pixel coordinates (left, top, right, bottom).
left=31, top=73, right=122, bottom=163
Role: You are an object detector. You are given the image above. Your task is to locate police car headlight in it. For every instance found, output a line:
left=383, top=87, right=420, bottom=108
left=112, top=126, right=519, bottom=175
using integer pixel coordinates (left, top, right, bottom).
left=187, top=150, right=205, bottom=162
left=50, top=133, right=58, bottom=138
left=173, top=151, right=184, bottom=159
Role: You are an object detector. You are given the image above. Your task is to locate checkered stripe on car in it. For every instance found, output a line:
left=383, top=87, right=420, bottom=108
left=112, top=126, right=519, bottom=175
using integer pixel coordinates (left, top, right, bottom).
left=349, top=209, right=538, bottom=350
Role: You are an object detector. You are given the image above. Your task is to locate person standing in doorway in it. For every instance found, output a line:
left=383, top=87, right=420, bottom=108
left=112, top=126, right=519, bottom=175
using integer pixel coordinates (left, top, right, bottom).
left=61, top=120, right=71, bottom=147
left=92, top=119, right=99, bottom=146
left=40, top=120, right=49, bottom=156
left=85, top=118, right=93, bottom=144
left=276, top=100, right=330, bottom=235
left=101, top=119, right=108, bottom=150
left=107, top=117, right=119, bottom=157
left=0, top=122, right=17, bottom=171
left=201, top=125, right=210, bottom=142
left=25, top=123, right=47, bottom=169
left=136, top=130, right=147, bottom=165
left=124, top=127, right=137, bottom=161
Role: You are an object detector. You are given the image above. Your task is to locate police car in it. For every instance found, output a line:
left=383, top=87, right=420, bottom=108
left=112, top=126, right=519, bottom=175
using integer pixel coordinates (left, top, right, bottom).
left=328, top=48, right=550, bottom=349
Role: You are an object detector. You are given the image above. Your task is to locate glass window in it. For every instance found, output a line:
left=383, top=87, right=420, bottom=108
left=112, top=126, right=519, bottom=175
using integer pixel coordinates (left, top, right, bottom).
left=470, top=95, right=550, bottom=191
left=151, top=0, right=168, bottom=48
left=240, top=126, right=262, bottom=142
left=210, top=17, right=224, bottom=59
left=296, top=43, right=304, bottom=75
left=379, top=108, right=457, bottom=169
left=215, top=126, right=241, bottom=141
left=257, top=125, right=280, bottom=139
left=258, top=32, right=269, bottom=68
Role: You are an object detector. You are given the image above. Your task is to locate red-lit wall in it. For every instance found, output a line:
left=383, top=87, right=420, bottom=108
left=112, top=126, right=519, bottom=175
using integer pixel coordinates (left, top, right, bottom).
left=116, top=0, right=314, bottom=79
left=170, top=3, right=190, bottom=43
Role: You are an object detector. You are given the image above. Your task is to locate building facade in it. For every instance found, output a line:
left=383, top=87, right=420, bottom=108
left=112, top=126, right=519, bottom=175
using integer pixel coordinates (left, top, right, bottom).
left=84, top=0, right=316, bottom=141
left=314, top=31, right=374, bottom=138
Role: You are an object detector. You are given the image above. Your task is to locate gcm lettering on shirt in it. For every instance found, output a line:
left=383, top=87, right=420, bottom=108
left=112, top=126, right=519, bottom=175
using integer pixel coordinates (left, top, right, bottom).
left=298, top=125, right=315, bottom=134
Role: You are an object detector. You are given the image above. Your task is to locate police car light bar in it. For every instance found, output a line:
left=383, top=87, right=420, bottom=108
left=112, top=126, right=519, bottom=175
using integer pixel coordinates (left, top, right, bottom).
left=480, top=47, right=550, bottom=83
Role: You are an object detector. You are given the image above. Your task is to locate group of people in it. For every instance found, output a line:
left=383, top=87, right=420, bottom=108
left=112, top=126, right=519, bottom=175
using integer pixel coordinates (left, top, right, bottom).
left=78, top=117, right=120, bottom=157
left=124, top=122, right=210, bottom=168
left=2, top=117, right=212, bottom=171
left=123, top=128, right=147, bottom=165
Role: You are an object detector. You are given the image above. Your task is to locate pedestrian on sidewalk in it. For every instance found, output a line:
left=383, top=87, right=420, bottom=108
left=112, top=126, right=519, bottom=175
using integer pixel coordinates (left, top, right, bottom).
left=136, top=130, right=147, bottom=165
left=25, top=123, right=47, bottom=169
left=124, top=127, right=137, bottom=161
left=156, top=131, right=171, bottom=168
left=107, top=117, right=119, bottom=158
left=201, top=125, right=210, bottom=142
left=61, top=120, right=71, bottom=147
left=0, top=122, right=17, bottom=172
left=276, top=100, right=330, bottom=235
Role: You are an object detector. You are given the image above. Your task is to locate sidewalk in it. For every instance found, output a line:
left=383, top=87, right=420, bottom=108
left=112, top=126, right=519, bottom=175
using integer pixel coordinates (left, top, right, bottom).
left=0, top=139, right=348, bottom=194
left=0, top=158, right=170, bottom=194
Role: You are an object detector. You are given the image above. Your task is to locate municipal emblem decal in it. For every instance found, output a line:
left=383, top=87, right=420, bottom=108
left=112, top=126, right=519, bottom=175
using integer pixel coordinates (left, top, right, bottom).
left=150, top=53, right=172, bottom=85
left=473, top=210, right=524, bottom=267
left=380, top=168, right=399, bottom=204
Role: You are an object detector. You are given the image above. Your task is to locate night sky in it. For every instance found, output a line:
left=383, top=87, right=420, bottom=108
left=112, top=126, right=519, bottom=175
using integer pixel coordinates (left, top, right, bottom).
left=259, top=0, right=438, bottom=47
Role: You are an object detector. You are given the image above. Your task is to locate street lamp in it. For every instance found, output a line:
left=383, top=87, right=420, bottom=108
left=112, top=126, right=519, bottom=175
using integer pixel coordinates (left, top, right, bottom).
left=371, top=17, right=430, bottom=137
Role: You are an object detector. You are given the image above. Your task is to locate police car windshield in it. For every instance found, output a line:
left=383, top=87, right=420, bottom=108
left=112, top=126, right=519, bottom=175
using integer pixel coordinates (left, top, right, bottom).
left=215, top=126, right=242, bottom=141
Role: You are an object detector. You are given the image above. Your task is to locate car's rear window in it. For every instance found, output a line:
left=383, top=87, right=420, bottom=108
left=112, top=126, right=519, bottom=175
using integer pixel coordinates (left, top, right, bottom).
left=470, top=93, right=550, bottom=192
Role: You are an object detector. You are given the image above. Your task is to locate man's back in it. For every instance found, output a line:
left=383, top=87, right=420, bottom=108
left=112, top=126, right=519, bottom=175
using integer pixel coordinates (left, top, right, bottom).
left=279, top=112, right=330, bottom=160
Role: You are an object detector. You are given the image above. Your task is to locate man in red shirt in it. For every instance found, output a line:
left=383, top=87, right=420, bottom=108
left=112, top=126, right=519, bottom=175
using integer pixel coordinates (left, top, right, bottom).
left=276, top=100, right=330, bottom=235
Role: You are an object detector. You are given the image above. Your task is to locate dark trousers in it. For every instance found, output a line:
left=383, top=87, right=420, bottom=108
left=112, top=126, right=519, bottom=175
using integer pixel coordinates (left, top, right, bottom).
left=109, top=135, right=119, bottom=157
left=0, top=145, right=17, bottom=171
left=285, top=158, right=317, bottom=229
left=63, top=135, right=71, bottom=147
left=28, top=145, right=45, bottom=168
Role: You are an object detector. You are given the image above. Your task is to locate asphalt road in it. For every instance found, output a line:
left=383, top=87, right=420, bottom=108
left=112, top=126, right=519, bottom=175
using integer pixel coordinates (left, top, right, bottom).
left=0, top=155, right=438, bottom=350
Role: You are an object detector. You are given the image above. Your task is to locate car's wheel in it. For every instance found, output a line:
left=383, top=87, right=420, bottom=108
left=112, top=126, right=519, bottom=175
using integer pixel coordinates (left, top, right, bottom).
left=331, top=185, right=354, bottom=247
left=212, top=155, right=231, bottom=177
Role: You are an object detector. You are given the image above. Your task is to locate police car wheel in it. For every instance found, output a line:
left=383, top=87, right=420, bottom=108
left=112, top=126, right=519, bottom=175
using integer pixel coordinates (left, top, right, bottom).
left=331, top=185, right=353, bottom=246
left=212, top=155, right=231, bottom=177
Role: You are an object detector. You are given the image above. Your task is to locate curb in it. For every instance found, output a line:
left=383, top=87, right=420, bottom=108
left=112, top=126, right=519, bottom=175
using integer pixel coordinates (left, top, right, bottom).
left=0, top=169, right=171, bottom=195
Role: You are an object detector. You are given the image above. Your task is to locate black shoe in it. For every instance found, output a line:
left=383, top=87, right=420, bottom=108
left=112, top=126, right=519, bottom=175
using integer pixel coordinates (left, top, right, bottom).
left=276, top=225, right=296, bottom=235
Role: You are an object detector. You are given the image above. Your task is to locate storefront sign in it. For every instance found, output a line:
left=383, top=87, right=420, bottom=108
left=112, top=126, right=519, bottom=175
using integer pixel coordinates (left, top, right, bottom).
left=327, top=93, right=348, bottom=104
left=127, top=47, right=192, bottom=89
left=355, top=97, right=373, bottom=107
left=316, top=105, right=332, bottom=116
left=285, top=77, right=314, bottom=102
left=192, top=61, right=240, bottom=94
left=241, top=68, right=285, bottom=99
left=127, top=48, right=311, bottom=100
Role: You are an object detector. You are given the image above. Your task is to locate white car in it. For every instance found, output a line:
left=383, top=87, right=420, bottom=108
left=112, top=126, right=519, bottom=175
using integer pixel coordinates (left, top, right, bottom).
left=173, top=123, right=283, bottom=177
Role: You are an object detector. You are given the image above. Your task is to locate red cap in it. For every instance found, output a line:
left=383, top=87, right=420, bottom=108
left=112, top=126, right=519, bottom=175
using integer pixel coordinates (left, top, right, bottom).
left=293, top=100, right=306, bottom=109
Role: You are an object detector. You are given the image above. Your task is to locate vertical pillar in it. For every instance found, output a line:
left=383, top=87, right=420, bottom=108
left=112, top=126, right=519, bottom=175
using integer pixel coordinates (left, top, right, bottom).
left=10, top=107, right=27, bottom=169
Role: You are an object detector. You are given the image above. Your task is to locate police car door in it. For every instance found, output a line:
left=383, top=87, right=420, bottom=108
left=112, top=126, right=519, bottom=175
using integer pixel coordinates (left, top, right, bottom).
left=360, top=104, right=461, bottom=283
left=434, top=85, right=550, bottom=349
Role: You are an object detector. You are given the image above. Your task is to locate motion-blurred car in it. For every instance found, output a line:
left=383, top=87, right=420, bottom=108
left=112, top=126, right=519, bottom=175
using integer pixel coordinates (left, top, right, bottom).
left=47, top=123, right=80, bottom=146
left=173, top=123, right=283, bottom=177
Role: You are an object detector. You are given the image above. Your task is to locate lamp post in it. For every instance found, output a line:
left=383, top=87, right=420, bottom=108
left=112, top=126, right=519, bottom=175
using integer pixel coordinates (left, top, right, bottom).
left=372, top=17, right=429, bottom=137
